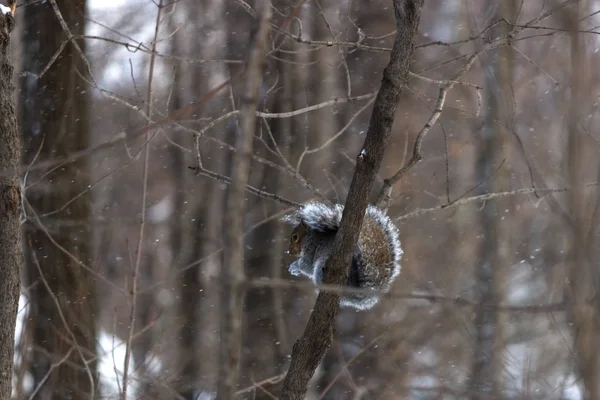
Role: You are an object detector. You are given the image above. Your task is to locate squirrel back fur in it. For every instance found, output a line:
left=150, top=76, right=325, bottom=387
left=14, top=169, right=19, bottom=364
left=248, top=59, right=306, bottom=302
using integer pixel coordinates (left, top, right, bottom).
left=282, top=202, right=402, bottom=310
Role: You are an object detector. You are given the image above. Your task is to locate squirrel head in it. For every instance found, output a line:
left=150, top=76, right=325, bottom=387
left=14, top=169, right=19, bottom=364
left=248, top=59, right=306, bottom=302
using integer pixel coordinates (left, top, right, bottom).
left=288, top=223, right=307, bottom=256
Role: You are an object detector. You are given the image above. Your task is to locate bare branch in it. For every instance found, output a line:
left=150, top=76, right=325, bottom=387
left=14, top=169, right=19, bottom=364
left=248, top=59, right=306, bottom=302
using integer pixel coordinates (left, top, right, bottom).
left=30, top=244, right=95, bottom=398
left=376, top=49, right=483, bottom=208
left=121, top=2, right=164, bottom=398
left=247, top=279, right=566, bottom=314
left=191, top=165, right=300, bottom=207
left=396, top=187, right=571, bottom=221
left=375, top=0, right=580, bottom=207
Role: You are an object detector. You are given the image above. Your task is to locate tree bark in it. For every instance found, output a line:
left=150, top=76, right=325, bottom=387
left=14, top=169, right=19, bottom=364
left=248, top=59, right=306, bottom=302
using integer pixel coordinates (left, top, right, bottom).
left=0, top=12, right=21, bottom=400
left=279, top=1, right=424, bottom=399
left=20, top=1, right=97, bottom=398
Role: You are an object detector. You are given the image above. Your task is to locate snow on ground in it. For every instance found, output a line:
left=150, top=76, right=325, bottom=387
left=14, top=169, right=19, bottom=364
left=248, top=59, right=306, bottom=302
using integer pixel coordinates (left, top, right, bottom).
left=97, top=331, right=140, bottom=399
left=13, top=293, right=165, bottom=399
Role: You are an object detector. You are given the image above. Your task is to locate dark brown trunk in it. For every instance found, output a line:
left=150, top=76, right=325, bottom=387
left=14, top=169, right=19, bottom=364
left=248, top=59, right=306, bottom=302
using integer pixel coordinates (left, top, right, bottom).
left=20, top=1, right=97, bottom=398
left=0, top=12, right=21, bottom=400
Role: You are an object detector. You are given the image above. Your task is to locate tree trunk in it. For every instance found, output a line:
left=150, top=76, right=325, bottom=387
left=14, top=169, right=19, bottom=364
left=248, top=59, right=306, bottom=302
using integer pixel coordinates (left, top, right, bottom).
left=468, top=2, right=516, bottom=398
left=566, top=3, right=600, bottom=399
left=218, top=1, right=272, bottom=398
left=0, top=12, right=21, bottom=400
left=20, top=1, right=97, bottom=398
left=168, top=0, right=231, bottom=396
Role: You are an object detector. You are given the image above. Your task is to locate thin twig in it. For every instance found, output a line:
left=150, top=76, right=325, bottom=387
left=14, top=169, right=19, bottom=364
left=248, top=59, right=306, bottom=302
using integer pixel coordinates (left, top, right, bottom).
left=247, top=278, right=566, bottom=313
left=376, top=49, right=484, bottom=208
left=191, top=165, right=300, bottom=207
left=27, top=348, right=75, bottom=400
left=30, top=244, right=96, bottom=398
left=395, top=187, right=572, bottom=222
left=236, top=373, right=287, bottom=395
left=121, top=2, right=163, bottom=398
left=375, top=0, right=576, bottom=208
left=47, top=0, right=98, bottom=86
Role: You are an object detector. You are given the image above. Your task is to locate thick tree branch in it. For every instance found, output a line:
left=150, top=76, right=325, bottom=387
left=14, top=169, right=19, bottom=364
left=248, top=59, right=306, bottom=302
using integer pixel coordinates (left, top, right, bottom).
left=218, top=1, right=272, bottom=399
left=279, top=1, right=424, bottom=399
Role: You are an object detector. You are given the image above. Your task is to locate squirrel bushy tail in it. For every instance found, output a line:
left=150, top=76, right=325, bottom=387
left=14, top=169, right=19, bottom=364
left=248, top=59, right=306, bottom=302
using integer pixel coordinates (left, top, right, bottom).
left=282, top=202, right=402, bottom=310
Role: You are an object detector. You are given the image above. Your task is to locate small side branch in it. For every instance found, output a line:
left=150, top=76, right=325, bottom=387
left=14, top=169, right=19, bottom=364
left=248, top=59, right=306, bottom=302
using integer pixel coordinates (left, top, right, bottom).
left=189, top=165, right=300, bottom=207
left=376, top=53, right=482, bottom=208
left=375, top=5, right=563, bottom=208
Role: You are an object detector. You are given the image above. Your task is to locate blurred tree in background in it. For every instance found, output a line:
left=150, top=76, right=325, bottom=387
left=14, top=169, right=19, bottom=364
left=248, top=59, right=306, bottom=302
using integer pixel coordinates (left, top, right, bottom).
left=4, top=0, right=600, bottom=399
left=18, top=0, right=97, bottom=398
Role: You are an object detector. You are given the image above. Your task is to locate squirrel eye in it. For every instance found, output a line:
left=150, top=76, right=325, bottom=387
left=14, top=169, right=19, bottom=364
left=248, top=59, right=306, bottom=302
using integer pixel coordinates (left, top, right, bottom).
left=291, top=233, right=299, bottom=243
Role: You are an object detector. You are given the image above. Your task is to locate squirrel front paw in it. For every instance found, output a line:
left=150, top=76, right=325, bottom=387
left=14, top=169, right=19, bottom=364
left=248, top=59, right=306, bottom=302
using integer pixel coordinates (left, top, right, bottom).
left=288, top=260, right=314, bottom=278
left=288, top=260, right=303, bottom=277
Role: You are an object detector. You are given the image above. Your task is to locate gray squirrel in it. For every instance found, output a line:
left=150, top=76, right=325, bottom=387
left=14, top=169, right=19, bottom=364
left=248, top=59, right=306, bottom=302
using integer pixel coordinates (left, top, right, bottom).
left=282, top=202, right=402, bottom=310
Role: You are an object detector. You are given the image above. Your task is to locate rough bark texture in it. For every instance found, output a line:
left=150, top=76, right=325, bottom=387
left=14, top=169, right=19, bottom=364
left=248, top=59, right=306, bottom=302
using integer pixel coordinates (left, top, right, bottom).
left=0, top=12, right=21, bottom=400
left=279, top=1, right=424, bottom=399
left=20, top=1, right=97, bottom=398
left=218, top=1, right=272, bottom=398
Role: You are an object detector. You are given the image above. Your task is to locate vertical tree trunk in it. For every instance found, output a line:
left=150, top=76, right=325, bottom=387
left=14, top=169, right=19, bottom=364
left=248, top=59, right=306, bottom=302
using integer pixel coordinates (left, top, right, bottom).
left=168, top=14, right=201, bottom=398
left=193, top=0, right=230, bottom=390
left=566, top=3, right=600, bottom=399
left=20, top=1, right=97, bottom=398
left=469, top=1, right=516, bottom=397
left=169, top=0, right=230, bottom=396
left=309, top=2, right=346, bottom=395
left=0, top=12, right=21, bottom=400
left=241, top=50, right=295, bottom=392
left=218, top=1, right=272, bottom=398
left=309, top=0, right=343, bottom=191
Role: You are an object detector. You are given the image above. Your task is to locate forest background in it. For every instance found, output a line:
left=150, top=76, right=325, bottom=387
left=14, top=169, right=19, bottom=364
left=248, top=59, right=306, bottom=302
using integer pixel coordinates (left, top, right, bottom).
left=1, top=0, right=599, bottom=399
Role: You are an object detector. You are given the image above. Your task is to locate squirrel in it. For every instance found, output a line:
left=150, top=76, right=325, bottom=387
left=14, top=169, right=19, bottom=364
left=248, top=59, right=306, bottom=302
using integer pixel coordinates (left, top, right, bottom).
left=282, top=202, right=402, bottom=311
